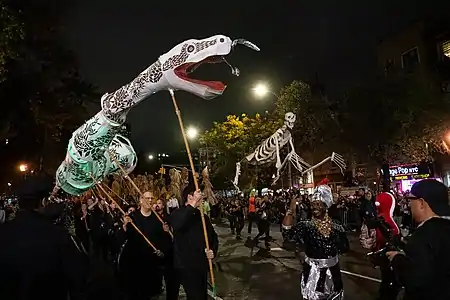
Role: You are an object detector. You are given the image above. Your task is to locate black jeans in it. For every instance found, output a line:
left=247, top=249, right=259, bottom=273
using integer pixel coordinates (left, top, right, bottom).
left=254, top=219, right=270, bottom=245
left=125, top=266, right=163, bottom=300
left=379, top=264, right=401, bottom=300
left=177, top=268, right=208, bottom=300
left=163, top=264, right=180, bottom=300
left=228, top=215, right=236, bottom=233
left=234, top=215, right=244, bottom=236
left=247, top=212, right=257, bottom=234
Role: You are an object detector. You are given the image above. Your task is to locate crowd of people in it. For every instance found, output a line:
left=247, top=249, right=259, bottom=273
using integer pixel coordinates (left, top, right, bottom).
left=0, top=174, right=218, bottom=300
left=2, top=172, right=450, bottom=300
left=220, top=186, right=415, bottom=245
left=221, top=179, right=450, bottom=300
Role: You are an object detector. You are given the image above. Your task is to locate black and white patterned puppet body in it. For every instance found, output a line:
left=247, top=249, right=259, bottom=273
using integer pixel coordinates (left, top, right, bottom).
left=56, top=35, right=260, bottom=195
left=283, top=180, right=348, bottom=300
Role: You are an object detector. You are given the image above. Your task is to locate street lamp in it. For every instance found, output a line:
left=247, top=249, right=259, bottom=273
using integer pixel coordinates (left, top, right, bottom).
left=148, top=154, right=154, bottom=160
left=252, top=83, right=269, bottom=97
left=251, top=83, right=279, bottom=99
left=19, top=164, right=28, bottom=172
left=186, top=126, right=198, bottom=140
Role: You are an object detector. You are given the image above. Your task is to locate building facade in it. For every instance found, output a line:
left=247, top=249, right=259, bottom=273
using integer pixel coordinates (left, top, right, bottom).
left=377, top=19, right=450, bottom=88
left=377, top=18, right=450, bottom=187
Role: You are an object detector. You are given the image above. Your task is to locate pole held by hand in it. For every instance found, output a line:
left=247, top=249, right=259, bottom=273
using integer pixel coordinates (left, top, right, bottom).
left=169, top=89, right=216, bottom=290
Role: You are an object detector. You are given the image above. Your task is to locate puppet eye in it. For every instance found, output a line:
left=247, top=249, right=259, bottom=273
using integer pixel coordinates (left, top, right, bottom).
left=187, top=45, right=195, bottom=53
left=220, top=38, right=225, bottom=43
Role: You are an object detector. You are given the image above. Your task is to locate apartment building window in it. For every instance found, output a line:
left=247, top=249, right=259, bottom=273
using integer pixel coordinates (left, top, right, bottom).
left=440, top=40, right=450, bottom=59
left=401, top=47, right=420, bottom=71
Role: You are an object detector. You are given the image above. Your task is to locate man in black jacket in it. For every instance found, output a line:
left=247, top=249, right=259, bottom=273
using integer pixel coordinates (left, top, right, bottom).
left=358, top=189, right=377, bottom=223
left=0, top=175, right=88, bottom=300
left=121, top=191, right=170, bottom=300
left=170, top=186, right=219, bottom=300
left=386, top=179, right=450, bottom=300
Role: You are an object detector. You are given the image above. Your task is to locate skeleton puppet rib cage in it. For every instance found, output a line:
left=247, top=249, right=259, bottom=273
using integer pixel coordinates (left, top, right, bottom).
left=233, top=112, right=347, bottom=190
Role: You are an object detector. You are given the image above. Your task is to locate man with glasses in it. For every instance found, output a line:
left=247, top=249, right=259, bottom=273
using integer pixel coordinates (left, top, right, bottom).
left=386, top=179, right=450, bottom=300
left=121, top=191, right=171, bottom=300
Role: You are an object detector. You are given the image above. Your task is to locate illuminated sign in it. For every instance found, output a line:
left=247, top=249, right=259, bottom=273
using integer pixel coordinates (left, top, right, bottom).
left=389, top=165, right=419, bottom=177
left=390, top=163, right=432, bottom=181
left=393, top=174, right=430, bottom=181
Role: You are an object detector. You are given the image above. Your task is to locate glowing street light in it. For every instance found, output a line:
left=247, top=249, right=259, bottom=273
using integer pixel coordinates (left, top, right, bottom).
left=148, top=154, right=154, bottom=160
left=156, top=153, right=170, bottom=159
left=186, top=126, right=199, bottom=140
left=252, top=83, right=269, bottom=97
left=19, top=164, right=28, bottom=172
left=251, top=83, right=279, bottom=99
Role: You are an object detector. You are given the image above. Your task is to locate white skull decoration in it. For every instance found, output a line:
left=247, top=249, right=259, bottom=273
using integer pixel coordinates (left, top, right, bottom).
left=284, top=112, right=296, bottom=129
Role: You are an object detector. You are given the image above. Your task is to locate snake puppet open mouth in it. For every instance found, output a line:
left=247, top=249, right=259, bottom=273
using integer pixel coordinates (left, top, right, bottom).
left=173, top=38, right=260, bottom=94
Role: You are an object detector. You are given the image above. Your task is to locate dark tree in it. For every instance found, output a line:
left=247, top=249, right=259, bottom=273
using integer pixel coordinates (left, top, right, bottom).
left=0, top=0, right=98, bottom=185
left=336, top=73, right=450, bottom=190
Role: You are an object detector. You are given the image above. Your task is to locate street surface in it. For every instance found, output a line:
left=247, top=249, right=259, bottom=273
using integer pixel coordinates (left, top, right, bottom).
left=89, top=220, right=386, bottom=299
left=208, top=220, right=381, bottom=300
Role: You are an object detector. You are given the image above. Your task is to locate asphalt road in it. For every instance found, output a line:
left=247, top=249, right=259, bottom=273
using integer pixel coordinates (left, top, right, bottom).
left=208, top=220, right=382, bottom=300
left=88, top=220, right=385, bottom=300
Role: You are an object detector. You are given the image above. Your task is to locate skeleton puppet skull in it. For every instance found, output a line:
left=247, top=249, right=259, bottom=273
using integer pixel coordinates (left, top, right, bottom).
left=284, top=112, right=296, bottom=129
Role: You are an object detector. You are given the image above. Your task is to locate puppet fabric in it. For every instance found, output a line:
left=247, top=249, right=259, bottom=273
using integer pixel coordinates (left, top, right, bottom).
left=55, top=35, right=259, bottom=195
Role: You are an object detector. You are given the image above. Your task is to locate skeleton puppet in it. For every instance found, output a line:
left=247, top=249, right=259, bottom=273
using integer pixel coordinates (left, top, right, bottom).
left=55, top=35, right=260, bottom=195
left=233, top=112, right=347, bottom=188
left=233, top=112, right=296, bottom=188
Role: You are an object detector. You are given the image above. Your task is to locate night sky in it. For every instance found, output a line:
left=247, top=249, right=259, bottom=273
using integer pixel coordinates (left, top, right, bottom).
left=63, top=0, right=446, bottom=155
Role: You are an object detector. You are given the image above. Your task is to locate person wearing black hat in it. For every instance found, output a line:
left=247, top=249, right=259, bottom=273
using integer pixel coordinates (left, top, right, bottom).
left=170, top=183, right=219, bottom=300
left=0, top=175, right=88, bottom=300
left=386, top=179, right=450, bottom=300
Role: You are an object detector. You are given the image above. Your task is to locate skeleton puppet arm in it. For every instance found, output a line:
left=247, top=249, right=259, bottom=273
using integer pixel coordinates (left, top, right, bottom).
left=233, top=112, right=296, bottom=188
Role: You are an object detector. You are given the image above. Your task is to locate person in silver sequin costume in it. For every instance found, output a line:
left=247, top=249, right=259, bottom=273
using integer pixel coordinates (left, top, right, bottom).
left=282, top=179, right=348, bottom=300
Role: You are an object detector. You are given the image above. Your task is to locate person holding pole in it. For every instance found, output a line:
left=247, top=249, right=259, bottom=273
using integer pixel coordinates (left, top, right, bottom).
left=120, top=191, right=169, bottom=300
left=170, top=185, right=219, bottom=300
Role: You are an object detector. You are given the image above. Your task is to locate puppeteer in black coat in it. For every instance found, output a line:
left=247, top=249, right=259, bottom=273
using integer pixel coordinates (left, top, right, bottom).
left=170, top=189, right=219, bottom=300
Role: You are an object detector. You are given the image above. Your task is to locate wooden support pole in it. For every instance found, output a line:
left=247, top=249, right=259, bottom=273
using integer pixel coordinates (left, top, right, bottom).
left=169, top=89, right=216, bottom=291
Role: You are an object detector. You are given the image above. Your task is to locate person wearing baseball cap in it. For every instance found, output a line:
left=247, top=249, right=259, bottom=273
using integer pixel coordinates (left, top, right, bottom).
left=408, top=179, right=450, bottom=218
left=386, top=179, right=450, bottom=300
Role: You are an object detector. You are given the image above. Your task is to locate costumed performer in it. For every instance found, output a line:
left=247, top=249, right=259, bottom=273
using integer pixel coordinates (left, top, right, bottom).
left=282, top=178, right=348, bottom=300
left=369, top=192, right=401, bottom=300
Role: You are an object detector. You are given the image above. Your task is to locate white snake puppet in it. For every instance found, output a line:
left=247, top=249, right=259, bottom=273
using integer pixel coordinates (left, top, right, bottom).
left=55, top=35, right=260, bottom=195
left=233, top=112, right=347, bottom=189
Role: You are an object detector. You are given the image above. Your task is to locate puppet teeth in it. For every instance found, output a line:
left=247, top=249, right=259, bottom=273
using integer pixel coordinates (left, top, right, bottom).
left=222, top=58, right=239, bottom=76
